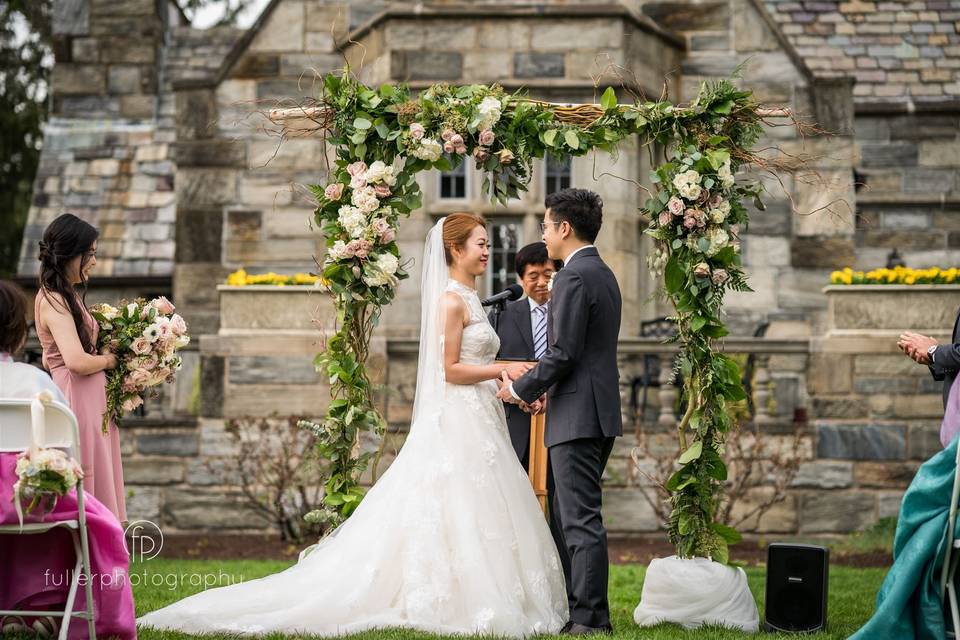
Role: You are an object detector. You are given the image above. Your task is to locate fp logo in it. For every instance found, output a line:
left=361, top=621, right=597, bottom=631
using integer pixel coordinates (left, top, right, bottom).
left=124, top=519, right=163, bottom=562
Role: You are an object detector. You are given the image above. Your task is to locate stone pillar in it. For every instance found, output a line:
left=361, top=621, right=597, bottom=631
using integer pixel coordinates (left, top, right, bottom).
left=173, top=88, right=238, bottom=336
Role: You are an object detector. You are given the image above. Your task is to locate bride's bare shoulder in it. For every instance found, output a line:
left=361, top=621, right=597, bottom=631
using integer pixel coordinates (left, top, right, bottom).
left=442, top=291, right=469, bottom=324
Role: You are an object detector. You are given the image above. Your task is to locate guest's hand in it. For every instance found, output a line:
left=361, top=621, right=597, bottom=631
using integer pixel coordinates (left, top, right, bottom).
left=496, top=372, right=520, bottom=404
left=898, top=332, right=938, bottom=364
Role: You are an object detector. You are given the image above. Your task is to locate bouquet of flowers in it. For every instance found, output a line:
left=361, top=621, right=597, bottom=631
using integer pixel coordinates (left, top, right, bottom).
left=13, top=445, right=83, bottom=527
left=91, top=296, right=189, bottom=433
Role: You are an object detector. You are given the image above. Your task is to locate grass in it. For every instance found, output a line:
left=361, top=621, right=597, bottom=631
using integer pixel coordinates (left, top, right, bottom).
left=95, top=558, right=887, bottom=640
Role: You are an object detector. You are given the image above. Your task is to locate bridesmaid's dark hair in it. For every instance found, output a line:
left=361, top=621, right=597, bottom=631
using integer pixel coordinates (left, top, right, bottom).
left=38, top=213, right=99, bottom=354
left=0, top=280, right=28, bottom=355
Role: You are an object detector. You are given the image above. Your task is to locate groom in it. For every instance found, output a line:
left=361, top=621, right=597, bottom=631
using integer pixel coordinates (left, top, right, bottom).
left=496, top=188, right=622, bottom=635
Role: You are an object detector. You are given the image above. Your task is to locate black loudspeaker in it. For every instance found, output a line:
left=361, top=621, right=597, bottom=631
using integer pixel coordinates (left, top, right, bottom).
left=764, top=543, right=829, bottom=633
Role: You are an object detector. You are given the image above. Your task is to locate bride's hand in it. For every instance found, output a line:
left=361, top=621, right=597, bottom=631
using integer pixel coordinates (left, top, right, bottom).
left=503, top=361, right=533, bottom=380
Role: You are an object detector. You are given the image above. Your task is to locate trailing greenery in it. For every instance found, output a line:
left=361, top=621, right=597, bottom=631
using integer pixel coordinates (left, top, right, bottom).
left=303, top=71, right=768, bottom=562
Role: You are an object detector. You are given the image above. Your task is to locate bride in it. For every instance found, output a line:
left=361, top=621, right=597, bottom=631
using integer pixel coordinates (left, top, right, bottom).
left=138, top=213, right=569, bottom=636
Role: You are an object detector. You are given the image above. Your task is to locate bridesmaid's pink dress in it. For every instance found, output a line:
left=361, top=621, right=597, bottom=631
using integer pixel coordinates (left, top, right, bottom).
left=35, top=290, right=127, bottom=522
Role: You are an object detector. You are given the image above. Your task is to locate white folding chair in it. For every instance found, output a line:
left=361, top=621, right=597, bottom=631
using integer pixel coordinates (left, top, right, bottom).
left=0, top=397, right=96, bottom=640
left=941, top=441, right=960, bottom=638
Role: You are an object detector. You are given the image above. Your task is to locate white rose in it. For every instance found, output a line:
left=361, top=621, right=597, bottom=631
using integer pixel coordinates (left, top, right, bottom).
left=338, top=205, right=368, bottom=238
left=705, top=227, right=730, bottom=257
left=718, top=162, right=735, bottom=188
left=477, top=96, right=503, bottom=129
left=351, top=186, right=380, bottom=214
left=376, top=252, right=399, bottom=275
left=679, top=183, right=701, bottom=201
left=329, top=240, right=348, bottom=260
left=709, top=200, right=731, bottom=224
left=365, top=160, right=387, bottom=184
left=412, top=138, right=443, bottom=162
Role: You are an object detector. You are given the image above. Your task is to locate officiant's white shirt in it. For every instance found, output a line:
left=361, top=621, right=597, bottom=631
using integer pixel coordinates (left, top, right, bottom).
left=509, top=244, right=594, bottom=401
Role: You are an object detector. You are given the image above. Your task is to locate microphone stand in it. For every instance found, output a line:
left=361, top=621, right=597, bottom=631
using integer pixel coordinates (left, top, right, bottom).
left=488, top=297, right=508, bottom=334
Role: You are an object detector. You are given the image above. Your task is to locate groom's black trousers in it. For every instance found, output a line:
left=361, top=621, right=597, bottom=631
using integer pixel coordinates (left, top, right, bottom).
left=547, top=436, right=616, bottom=629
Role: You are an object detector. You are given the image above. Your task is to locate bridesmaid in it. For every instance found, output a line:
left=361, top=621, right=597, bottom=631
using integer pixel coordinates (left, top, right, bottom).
left=0, top=279, right=136, bottom=640
left=34, top=213, right=126, bottom=522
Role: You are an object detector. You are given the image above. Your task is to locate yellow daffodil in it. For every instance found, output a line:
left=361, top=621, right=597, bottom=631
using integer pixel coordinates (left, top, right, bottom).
left=225, top=268, right=318, bottom=286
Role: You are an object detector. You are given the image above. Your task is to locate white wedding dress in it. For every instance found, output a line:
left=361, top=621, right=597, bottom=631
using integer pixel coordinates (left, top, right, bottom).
left=138, top=220, right=568, bottom=637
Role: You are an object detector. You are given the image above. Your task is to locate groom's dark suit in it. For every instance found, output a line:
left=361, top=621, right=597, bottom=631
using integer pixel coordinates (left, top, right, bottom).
left=930, top=304, right=960, bottom=408
left=513, top=246, right=622, bottom=630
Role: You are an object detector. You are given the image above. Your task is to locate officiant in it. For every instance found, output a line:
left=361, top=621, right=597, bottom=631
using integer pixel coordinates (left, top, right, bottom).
left=490, top=242, right=562, bottom=467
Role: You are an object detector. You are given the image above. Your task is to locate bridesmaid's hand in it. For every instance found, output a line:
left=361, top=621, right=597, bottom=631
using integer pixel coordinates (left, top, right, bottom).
left=102, top=353, right=119, bottom=370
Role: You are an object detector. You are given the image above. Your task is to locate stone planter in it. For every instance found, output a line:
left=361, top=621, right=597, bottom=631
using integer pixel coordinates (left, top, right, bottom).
left=217, top=285, right=336, bottom=332
left=824, top=284, right=960, bottom=336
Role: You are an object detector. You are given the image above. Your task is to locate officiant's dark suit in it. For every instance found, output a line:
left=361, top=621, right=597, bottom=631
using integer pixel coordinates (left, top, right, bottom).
left=490, top=242, right=561, bottom=467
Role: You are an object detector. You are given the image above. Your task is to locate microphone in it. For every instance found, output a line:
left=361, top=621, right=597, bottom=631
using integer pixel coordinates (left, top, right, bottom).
left=480, top=283, right=524, bottom=307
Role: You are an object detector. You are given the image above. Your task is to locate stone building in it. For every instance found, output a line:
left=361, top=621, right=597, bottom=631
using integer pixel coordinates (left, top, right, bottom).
left=15, top=0, right=960, bottom=536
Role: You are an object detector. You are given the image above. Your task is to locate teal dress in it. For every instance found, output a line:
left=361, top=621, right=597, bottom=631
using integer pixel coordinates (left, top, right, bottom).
left=851, top=436, right=958, bottom=639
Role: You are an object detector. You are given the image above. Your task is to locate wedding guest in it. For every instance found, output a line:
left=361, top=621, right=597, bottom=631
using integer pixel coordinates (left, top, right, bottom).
left=490, top=242, right=561, bottom=466
left=34, top=213, right=126, bottom=521
left=898, top=308, right=960, bottom=446
left=0, top=280, right=65, bottom=402
left=0, top=279, right=136, bottom=639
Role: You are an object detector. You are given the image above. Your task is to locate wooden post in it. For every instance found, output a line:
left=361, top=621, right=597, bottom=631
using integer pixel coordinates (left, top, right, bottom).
left=528, top=410, right=549, bottom=514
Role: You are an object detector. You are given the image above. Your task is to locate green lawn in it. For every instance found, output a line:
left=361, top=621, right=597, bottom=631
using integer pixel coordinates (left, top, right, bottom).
left=124, top=559, right=886, bottom=640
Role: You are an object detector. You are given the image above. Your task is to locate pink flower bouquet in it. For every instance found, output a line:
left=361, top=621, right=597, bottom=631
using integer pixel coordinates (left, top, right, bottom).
left=90, top=296, right=189, bottom=433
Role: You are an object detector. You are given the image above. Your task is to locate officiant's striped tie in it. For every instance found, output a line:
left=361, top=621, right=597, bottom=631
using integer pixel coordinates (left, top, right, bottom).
left=533, top=304, right=548, bottom=359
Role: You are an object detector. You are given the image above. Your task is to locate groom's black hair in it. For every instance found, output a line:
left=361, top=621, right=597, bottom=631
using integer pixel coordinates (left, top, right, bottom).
left=515, top=242, right=562, bottom=277
left=544, top=188, right=603, bottom=243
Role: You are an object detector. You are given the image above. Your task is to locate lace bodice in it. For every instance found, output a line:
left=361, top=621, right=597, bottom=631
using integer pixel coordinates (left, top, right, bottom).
left=446, top=279, right=500, bottom=365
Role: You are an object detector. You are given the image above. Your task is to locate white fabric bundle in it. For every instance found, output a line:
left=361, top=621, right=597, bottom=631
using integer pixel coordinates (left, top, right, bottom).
left=633, top=555, right=760, bottom=633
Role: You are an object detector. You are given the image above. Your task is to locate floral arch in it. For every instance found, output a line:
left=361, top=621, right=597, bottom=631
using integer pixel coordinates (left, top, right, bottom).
left=276, top=70, right=800, bottom=564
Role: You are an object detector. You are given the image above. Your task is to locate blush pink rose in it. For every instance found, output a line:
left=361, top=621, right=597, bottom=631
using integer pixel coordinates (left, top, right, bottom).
left=479, top=129, right=495, bottom=146
left=131, top=336, right=151, bottom=356
left=325, top=183, right=344, bottom=201
left=346, top=161, right=368, bottom=177
left=667, top=197, right=684, bottom=216
left=374, top=183, right=391, bottom=198
left=347, top=239, right=372, bottom=260
left=658, top=211, right=672, bottom=226
left=473, top=147, right=489, bottom=163
left=170, top=314, right=187, bottom=335
left=441, top=129, right=455, bottom=142
left=409, top=123, right=425, bottom=140
left=350, top=174, right=367, bottom=190
left=151, top=296, right=175, bottom=315
left=129, top=368, right=151, bottom=387
left=121, top=395, right=144, bottom=413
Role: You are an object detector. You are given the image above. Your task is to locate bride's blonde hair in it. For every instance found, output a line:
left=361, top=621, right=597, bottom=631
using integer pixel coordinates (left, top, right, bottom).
left=442, top=212, right=486, bottom=266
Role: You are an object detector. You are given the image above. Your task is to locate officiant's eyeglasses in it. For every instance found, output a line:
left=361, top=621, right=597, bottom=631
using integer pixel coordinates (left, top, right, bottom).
left=540, top=221, right=563, bottom=233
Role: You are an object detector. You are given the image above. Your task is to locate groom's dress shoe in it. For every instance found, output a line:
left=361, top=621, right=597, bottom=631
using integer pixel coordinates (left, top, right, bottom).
left=563, top=623, right=613, bottom=636
left=559, top=621, right=574, bottom=634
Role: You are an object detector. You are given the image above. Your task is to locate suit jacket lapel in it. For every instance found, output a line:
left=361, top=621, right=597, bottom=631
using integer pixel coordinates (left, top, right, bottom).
left=512, top=300, right=535, bottom=355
